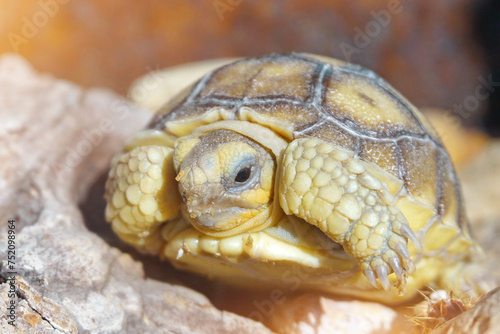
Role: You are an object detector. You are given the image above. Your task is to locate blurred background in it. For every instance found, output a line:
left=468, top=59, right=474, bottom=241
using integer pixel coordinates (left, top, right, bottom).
left=1, top=0, right=499, bottom=134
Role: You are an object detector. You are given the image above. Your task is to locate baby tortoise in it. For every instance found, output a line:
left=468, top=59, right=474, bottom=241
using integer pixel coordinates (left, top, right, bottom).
left=105, top=54, right=492, bottom=304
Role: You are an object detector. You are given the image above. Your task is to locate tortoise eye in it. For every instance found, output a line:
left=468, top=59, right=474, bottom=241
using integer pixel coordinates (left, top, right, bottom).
left=225, top=156, right=259, bottom=191
left=235, top=167, right=252, bottom=183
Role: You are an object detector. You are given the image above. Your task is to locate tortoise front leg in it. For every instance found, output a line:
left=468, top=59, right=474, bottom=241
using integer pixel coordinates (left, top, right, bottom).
left=104, top=130, right=181, bottom=254
left=279, top=137, right=419, bottom=292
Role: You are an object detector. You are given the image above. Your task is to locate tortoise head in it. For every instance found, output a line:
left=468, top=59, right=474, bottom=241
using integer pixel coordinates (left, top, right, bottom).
left=174, top=129, right=276, bottom=236
left=104, top=121, right=287, bottom=249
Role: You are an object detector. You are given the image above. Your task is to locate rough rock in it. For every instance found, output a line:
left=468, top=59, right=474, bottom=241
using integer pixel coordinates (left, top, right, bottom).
left=430, top=287, right=500, bottom=334
left=0, top=54, right=272, bottom=334
left=267, top=294, right=419, bottom=334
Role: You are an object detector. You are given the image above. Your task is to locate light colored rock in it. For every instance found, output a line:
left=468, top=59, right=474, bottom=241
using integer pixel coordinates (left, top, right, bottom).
left=0, top=54, right=272, bottom=334
left=267, top=294, right=419, bottom=334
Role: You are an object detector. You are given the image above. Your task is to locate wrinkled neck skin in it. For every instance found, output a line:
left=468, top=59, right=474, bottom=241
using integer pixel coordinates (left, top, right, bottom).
left=173, top=121, right=288, bottom=237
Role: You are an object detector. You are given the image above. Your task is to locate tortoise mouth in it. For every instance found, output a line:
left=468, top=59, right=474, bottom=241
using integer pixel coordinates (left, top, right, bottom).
left=194, top=206, right=248, bottom=228
left=184, top=198, right=268, bottom=228
left=181, top=199, right=275, bottom=237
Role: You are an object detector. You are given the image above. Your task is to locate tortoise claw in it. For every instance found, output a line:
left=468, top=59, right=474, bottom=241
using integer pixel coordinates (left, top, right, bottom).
left=362, top=228, right=416, bottom=291
left=375, top=265, right=391, bottom=291
left=407, top=259, right=416, bottom=274
left=388, top=256, right=403, bottom=280
left=400, top=224, right=420, bottom=251
left=357, top=221, right=416, bottom=290
left=393, top=242, right=415, bottom=275
left=365, top=268, right=378, bottom=289
left=394, top=242, right=410, bottom=260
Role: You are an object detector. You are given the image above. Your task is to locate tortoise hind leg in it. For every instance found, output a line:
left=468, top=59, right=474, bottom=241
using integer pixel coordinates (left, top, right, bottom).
left=279, top=137, right=420, bottom=292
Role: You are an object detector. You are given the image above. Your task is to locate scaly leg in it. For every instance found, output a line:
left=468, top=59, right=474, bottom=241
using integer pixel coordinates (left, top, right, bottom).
left=104, top=130, right=181, bottom=254
left=279, top=137, right=419, bottom=292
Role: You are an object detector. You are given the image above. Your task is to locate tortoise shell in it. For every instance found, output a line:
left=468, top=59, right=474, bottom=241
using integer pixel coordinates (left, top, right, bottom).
left=149, top=53, right=472, bottom=257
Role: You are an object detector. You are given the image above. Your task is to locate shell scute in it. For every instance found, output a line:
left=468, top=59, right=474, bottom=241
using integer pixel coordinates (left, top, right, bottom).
left=239, top=102, right=320, bottom=140
left=322, top=73, right=427, bottom=138
left=299, top=121, right=358, bottom=153
left=437, top=150, right=465, bottom=230
left=398, top=138, right=439, bottom=206
left=244, top=59, right=317, bottom=101
left=199, top=58, right=263, bottom=99
left=358, top=139, right=400, bottom=178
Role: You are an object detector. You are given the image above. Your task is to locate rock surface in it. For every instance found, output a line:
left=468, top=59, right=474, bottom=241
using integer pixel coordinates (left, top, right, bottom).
left=267, top=294, right=419, bottom=334
left=0, top=54, right=272, bottom=334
